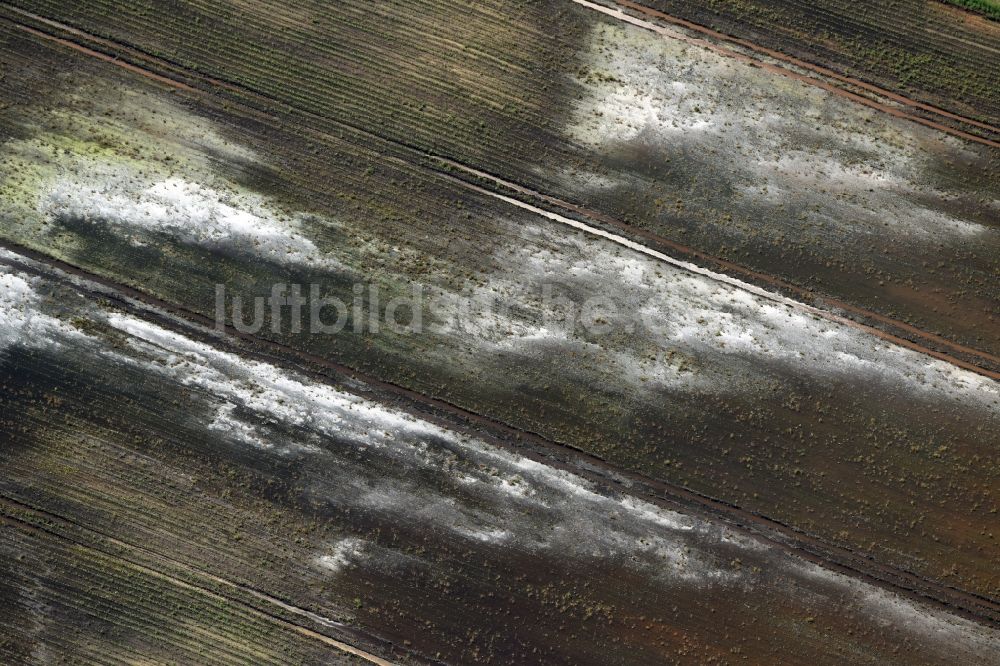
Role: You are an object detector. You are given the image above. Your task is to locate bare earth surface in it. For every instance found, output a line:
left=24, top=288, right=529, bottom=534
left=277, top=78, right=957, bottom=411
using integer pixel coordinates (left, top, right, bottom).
left=0, top=0, right=998, bottom=663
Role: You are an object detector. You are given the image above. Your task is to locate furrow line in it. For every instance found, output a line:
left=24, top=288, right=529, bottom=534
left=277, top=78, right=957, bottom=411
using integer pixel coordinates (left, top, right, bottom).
left=0, top=495, right=405, bottom=666
left=2, top=5, right=997, bottom=378
left=3, top=241, right=1000, bottom=629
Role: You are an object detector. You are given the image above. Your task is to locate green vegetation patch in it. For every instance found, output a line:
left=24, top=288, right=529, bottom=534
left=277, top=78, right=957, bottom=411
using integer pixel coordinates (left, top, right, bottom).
left=943, top=0, right=1000, bottom=20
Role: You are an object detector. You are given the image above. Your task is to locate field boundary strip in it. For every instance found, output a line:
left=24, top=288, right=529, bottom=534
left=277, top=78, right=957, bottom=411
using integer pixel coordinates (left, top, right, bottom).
left=434, top=158, right=1000, bottom=379
left=586, top=0, right=1000, bottom=146
left=2, top=4, right=997, bottom=379
left=5, top=0, right=1000, bottom=648
left=3, top=241, right=1000, bottom=630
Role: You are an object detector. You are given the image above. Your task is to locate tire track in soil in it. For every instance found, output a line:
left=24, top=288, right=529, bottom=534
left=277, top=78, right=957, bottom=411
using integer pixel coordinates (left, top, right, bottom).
left=2, top=5, right=997, bottom=378
left=589, top=0, right=1000, bottom=145
left=433, top=158, right=1000, bottom=379
left=3, top=241, right=1000, bottom=631
left=4, top=6, right=1000, bottom=629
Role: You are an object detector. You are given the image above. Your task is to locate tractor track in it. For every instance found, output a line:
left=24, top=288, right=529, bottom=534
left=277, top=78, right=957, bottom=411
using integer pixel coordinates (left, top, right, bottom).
left=2, top=240, right=1000, bottom=632
left=2, top=2, right=1000, bottom=632
left=433, top=157, right=1000, bottom=379
left=593, top=0, right=1000, bottom=146
left=1, top=4, right=997, bottom=379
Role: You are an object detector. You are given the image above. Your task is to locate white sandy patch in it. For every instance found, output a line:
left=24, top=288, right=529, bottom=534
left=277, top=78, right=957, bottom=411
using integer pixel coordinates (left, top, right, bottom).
left=104, top=312, right=449, bottom=453
left=0, top=268, right=89, bottom=352
left=316, top=538, right=368, bottom=574
left=208, top=402, right=282, bottom=451
left=453, top=526, right=512, bottom=544
left=91, top=310, right=747, bottom=584
left=575, top=82, right=714, bottom=143
left=426, top=219, right=999, bottom=407
left=41, top=174, right=342, bottom=271
left=0, top=272, right=38, bottom=350
left=566, top=22, right=992, bottom=242
left=2, top=85, right=348, bottom=274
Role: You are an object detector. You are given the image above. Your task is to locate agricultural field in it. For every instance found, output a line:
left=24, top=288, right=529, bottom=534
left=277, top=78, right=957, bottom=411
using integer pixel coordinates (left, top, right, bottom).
left=629, top=0, right=1000, bottom=125
left=3, top=0, right=997, bottom=366
left=3, top=227, right=1000, bottom=665
left=0, top=0, right=998, bottom=663
left=946, top=0, right=1000, bottom=21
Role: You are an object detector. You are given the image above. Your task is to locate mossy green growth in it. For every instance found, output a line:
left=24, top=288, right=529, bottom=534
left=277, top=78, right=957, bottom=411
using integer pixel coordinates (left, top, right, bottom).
left=942, top=0, right=1000, bottom=20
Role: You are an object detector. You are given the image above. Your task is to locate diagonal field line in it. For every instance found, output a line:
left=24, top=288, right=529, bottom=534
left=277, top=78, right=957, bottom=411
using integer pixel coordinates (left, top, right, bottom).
left=2, top=0, right=1000, bottom=642
left=0, top=495, right=398, bottom=665
left=1, top=2, right=998, bottom=381
left=574, top=0, right=1000, bottom=145
left=439, top=162, right=1000, bottom=380
left=3, top=239, right=1000, bottom=629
